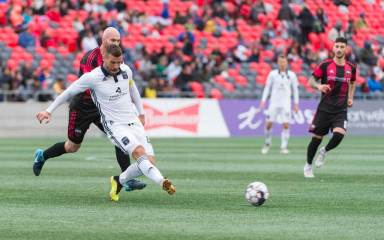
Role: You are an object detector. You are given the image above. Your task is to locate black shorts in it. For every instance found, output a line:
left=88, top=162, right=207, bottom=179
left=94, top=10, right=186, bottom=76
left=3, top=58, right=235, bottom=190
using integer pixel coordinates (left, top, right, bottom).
left=309, top=110, right=347, bottom=136
left=67, top=109, right=104, bottom=144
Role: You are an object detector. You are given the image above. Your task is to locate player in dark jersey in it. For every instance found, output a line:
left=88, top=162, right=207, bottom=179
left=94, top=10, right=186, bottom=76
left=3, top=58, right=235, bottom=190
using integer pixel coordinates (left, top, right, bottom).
left=33, top=27, right=146, bottom=191
left=304, top=37, right=356, bottom=178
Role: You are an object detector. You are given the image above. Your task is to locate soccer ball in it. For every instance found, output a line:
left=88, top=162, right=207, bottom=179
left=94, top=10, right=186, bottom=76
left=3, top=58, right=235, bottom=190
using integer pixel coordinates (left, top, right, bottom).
left=244, top=181, right=269, bottom=206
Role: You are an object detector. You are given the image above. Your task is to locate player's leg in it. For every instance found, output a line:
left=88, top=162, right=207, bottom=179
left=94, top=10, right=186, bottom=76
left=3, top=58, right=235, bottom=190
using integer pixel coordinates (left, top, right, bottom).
left=109, top=124, right=175, bottom=201
left=280, top=109, right=292, bottom=154
left=315, top=112, right=347, bottom=168
left=280, top=123, right=290, bottom=154
left=304, top=110, right=330, bottom=178
left=261, top=107, right=276, bottom=154
left=33, top=109, right=86, bottom=176
left=94, top=121, right=146, bottom=191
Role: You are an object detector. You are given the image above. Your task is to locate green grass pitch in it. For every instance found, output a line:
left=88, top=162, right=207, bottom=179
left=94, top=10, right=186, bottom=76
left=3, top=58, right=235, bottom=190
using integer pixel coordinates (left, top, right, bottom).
left=0, top=137, right=383, bottom=240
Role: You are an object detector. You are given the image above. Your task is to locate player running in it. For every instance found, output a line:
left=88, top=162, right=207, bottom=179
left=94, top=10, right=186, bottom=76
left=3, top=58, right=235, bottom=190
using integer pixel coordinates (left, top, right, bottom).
left=36, top=45, right=176, bottom=201
left=33, top=27, right=146, bottom=191
left=259, top=54, right=299, bottom=154
left=304, top=37, right=356, bottom=178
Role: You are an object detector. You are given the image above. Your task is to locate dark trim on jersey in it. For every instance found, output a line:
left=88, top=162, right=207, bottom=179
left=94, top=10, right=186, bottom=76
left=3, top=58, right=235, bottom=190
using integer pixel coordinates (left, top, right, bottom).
left=90, top=90, right=127, bottom=154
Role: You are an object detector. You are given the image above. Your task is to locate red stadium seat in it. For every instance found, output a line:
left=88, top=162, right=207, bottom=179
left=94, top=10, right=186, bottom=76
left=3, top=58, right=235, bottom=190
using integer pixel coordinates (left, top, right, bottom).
left=210, top=88, right=223, bottom=99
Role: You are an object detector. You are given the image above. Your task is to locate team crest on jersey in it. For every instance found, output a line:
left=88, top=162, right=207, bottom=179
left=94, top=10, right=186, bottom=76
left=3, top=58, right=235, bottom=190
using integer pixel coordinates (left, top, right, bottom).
left=121, top=137, right=130, bottom=145
left=122, top=71, right=128, bottom=79
left=116, top=87, right=121, bottom=93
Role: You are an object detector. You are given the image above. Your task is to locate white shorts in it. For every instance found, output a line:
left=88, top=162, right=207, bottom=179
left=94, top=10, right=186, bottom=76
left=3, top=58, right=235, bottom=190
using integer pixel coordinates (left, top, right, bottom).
left=266, top=106, right=291, bottom=123
left=104, top=121, right=154, bottom=157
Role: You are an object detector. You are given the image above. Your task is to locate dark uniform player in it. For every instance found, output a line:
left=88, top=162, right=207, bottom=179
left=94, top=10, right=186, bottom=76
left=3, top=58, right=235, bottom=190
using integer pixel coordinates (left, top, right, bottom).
left=33, top=27, right=146, bottom=191
left=304, top=37, right=356, bottom=178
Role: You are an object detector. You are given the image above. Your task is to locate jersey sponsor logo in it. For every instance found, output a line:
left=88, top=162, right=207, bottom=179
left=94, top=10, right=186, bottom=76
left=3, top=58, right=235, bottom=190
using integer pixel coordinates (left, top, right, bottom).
left=143, top=103, right=200, bottom=133
left=109, top=87, right=127, bottom=101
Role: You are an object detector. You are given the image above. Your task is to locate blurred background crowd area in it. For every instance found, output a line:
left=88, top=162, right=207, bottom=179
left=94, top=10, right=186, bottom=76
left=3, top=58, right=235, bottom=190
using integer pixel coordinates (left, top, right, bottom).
left=1, top=0, right=384, bottom=101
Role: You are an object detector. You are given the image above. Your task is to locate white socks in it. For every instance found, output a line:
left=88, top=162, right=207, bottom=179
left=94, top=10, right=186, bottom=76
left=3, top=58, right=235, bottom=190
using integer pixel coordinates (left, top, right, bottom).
left=264, top=128, right=272, bottom=146
left=119, top=155, right=164, bottom=186
left=119, top=162, right=142, bottom=185
left=281, top=128, right=290, bottom=149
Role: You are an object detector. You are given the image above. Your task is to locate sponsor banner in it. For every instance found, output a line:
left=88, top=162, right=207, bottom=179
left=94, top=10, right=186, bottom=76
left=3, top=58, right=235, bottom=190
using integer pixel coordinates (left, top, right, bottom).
left=348, top=100, right=384, bottom=135
left=142, top=99, right=229, bottom=137
left=219, top=100, right=318, bottom=136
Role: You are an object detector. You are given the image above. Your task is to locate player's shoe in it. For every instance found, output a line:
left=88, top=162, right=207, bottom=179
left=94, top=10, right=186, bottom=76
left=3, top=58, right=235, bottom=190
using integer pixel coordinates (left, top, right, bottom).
left=124, top=179, right=147, bottom=192
left=110, top=176, right=123, bottom=202
left=280, top=148, right=290, bottom=154
left=261, top=144, right=270, bottom=154
left=315, top=147, right=327, bottom=168
left=162, top=178, right=176, bottom=195
left=33, top=149, right=45, bottom=176
left=304, top=163, right=314, bottom=178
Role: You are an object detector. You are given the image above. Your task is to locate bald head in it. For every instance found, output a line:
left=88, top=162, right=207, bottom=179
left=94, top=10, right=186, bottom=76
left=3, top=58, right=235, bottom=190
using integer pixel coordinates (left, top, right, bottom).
left=100, top=27, right=121, bottom=52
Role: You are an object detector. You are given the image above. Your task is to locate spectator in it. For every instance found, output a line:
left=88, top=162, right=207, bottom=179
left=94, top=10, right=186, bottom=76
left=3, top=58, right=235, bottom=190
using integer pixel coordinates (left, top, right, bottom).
left=18, top=28, right=36, bottom=48
left=81, top=30, right=98, bottom=52
left=115, top=0, right=127, bottom=13
left=143, top=78, right=158, bottom=98
left=297, top=5, right=315, bottom=44
left=313, top=8, right=328, bottom=33
left=354, top=13, right=368, bottom=30
left=164, top=58, right=182, bottom=86
left=277, top=1, right=295, bottom=22
left=359, top=41, right=378, bottom=66
left=174, top=63, right=193, bottom=91
left=52, top=78, right=66, bottom=95
left=328, top=21, right=345, bottom=41
left=248, top=45, right=260, bottom=62
left=367, top=74, right=383, bottom=93
left=333, top=0, right=351, bottom=7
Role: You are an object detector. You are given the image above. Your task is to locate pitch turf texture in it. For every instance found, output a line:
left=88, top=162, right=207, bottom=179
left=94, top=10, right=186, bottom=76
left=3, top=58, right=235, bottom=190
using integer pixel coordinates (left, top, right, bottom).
left=0, top=137, right=383, bottom=240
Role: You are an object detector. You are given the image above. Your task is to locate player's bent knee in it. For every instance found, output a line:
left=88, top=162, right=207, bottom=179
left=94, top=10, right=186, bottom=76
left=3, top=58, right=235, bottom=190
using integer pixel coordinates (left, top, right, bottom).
left=65, top=141, right=81, bottom=153
left=148, top=155, right=156, bottom=165
left=312, top=134, right=323, bottom=140
left=333, top=127, right=346, bottom=135
left=132, top=145, right=146, bottom=159
left=282, top=123, right=289, bottom=129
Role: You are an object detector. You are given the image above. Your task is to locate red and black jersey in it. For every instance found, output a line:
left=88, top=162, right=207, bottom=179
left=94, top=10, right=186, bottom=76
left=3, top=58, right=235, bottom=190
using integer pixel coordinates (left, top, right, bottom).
left=69, top=48, right=103, bottom=112
left=312, top=59, right=356, bottom=113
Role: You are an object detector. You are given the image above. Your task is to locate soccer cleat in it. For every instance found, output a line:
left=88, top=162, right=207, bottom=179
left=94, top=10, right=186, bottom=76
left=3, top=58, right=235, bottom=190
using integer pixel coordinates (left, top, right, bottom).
left=261, top=144, right=270, bottom=154
left=162, top=179, right=176, bottom=195
left=33, top=149, right=45, bottom=176
left=280, top=148, right=290, bottom=154
left=124, top=179, right=147, bottom=192
left=304, top=163, right=315, bottom=178
left=110, top=176, right=123, bottom=202
left=315, top=147, right=327, bottom=168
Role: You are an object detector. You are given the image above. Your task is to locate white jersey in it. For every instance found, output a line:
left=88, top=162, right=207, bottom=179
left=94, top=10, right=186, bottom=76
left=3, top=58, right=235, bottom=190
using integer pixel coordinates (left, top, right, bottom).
left=261, top=69, right=299, bottom=109
left=46, top=64, right=144, bottom=125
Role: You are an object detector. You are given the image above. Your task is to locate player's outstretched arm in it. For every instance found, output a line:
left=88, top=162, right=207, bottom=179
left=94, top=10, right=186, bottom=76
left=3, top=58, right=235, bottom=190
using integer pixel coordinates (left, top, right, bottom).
left=37, top=73, right=93, bottom=124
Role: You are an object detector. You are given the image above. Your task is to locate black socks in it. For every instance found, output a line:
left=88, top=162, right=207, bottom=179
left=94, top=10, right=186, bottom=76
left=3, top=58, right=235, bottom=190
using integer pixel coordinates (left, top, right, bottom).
left=115, top=146, right=130, bottom=172
left=43, top=142, right=66, bottom=160
left=325, top=132, right=344, bottom=152
left=307, top=137, right=322, bottom=164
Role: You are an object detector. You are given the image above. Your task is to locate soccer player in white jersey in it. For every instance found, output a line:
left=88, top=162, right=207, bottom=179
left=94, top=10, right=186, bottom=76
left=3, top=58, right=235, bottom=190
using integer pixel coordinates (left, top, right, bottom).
left=36, top=45, right=176, bottom=201
left=259, top=54, right=299, bottom=154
